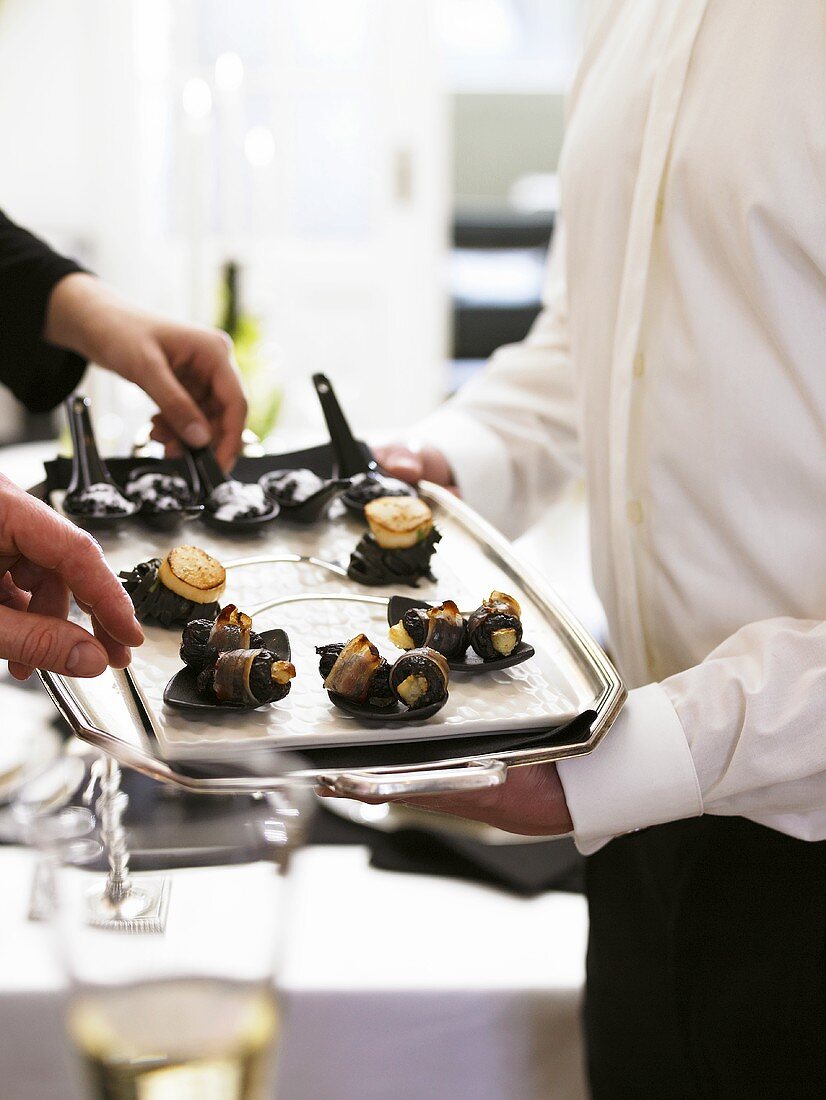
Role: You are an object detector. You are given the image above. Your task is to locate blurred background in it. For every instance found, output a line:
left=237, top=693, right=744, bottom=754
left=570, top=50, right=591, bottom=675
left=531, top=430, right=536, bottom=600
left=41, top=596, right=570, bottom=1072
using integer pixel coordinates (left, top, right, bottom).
left=0, top=0, right=602, bottom=631
left=0, top=0, right=581, bottom=448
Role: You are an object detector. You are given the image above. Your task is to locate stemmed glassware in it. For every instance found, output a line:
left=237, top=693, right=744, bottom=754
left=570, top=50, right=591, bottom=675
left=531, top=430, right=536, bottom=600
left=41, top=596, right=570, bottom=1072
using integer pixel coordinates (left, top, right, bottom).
left=14, top=749, right=310, bottom=1100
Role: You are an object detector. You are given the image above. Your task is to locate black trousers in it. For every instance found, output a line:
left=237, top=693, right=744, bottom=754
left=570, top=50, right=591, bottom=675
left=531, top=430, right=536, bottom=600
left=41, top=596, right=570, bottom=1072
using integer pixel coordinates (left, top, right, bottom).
left=584, top=817, right=826, bottom=1099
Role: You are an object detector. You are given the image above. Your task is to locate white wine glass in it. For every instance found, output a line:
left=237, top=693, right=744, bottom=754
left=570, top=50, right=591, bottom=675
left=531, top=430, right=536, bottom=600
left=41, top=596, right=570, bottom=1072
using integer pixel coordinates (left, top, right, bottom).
left=44, top=760, right=310, bottom=1100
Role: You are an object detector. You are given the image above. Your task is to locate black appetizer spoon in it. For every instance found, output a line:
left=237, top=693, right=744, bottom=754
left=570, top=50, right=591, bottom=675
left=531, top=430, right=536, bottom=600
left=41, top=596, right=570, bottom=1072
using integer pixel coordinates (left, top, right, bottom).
left=163, top=629, right=291, bottom=712
left=311, top=372, right=417, bottom=514
left=387, top=596, right=536, bottom=674
left=124, top=452, right=204, bottom=530
left=62, top=395, right=138, bottom=528
left=188, top=445, right=280, bottom=533
left=258, top=469, right=351, bottom=524
left=327, top=689, right=448, bottom=724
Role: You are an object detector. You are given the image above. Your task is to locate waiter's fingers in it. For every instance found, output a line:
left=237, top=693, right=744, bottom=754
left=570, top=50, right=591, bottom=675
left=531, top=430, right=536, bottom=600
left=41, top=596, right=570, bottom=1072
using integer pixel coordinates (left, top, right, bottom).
left=319, top=764, right=570, bottom=836
left=1, top=575, right=32, bottom=678
left=4, top=494, right=143, bottom=648
left=10, top=561, right=70, bottom=621
left=207, top=353, right=247, bottom=471
left=373, top=445, right=424, bottom=484
left=64, top=595, right=131, bottom=669
left=0, top=605, right=109, bottom=680
left=0, top=572, right=30, bottom=614
left=149, top=415, right=183, bottom=457
left=132, top=343, right=212, bottom=450
left=373, top=444, right=458, bottom=492
left=90, top=615, right=131, bottom=669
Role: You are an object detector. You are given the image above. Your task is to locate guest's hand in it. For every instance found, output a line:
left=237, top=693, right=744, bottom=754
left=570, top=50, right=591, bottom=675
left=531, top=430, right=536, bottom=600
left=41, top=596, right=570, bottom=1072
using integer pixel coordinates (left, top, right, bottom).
left=323, top=762, right=573, bottom=837
left=373, top=443, right=460, bottom=495
left=0, top=475, right=143, bottom=681
left=45, top=273, right=247, bottom=470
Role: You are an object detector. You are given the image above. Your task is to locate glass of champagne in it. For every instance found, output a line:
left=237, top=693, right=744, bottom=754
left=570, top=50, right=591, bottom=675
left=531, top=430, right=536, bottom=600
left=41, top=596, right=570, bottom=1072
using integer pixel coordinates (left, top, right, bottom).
left=43, top=758, right=310, bottom=1100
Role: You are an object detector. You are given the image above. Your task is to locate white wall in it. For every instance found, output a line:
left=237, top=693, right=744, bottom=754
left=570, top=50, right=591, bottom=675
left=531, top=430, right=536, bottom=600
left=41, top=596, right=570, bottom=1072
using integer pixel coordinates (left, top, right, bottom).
left=0, top=0, right=450, bottom=450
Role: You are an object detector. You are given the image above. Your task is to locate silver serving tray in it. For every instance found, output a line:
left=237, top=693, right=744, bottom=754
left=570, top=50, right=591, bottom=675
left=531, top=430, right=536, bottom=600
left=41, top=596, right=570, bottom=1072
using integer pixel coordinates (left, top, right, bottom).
left=36, top=454, right=625, bottom=799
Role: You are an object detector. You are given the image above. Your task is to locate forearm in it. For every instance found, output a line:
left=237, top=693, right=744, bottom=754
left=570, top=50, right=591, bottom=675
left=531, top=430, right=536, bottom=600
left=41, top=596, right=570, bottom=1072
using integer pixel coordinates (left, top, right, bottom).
left=44, top=271, right=149, bottom=364
left=0, top=210, right=87, bottom=411
left=558, top=616, right=826, bottom=853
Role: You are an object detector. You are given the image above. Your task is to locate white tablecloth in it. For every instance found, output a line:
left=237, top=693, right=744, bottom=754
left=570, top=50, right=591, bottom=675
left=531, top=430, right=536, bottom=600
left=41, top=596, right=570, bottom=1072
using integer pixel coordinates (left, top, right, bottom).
left=0, top=846, right=588, bottom=1099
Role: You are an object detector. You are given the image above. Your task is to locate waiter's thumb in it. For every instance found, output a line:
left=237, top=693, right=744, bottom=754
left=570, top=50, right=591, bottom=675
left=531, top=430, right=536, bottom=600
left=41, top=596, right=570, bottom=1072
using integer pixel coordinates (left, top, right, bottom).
left=0, top=607, right=109, bottom=680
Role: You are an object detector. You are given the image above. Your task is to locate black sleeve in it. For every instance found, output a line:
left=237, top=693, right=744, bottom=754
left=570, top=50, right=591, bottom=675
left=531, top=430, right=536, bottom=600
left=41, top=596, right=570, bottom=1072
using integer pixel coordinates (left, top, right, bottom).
left=0, top=209, right=88, bottom=413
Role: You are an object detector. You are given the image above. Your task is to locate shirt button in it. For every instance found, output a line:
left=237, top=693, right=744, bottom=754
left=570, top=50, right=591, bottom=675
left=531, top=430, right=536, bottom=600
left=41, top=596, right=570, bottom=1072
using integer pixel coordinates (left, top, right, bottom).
left=633, top=352, right=645, bottom=378
left=626, top=499, right=644, bottom=526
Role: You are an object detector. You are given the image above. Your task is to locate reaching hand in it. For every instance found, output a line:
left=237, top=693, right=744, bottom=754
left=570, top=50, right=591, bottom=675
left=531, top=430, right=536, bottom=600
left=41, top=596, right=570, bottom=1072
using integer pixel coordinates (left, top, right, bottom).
left=373, top=444, right=460, bottom=495
left=0, top=475, right=143, bottom=681
left=322, top=762, right=573, bottom=837
left=46, top=273, right=247, bottom=470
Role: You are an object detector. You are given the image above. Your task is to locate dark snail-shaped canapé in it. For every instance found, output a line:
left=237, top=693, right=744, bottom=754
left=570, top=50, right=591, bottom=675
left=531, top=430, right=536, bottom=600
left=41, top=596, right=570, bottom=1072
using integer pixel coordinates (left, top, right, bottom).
left=196, top=649, right=296, bottom=707
left=466, top=591, right=523, bottom=661
left=180, top=604, right=263, bottom=673
left=316, top=641, right=346, bottom=681
left=317, top=641, right=395, bottom=707
left=389, top=600, right=468, bottom=660
left=367, top=657, right=394, bottom=708
left=388, top=647, right=450, bottom=710
left=318, top=634, right=393, bottom=706
left=388, top=607, right=428, bottom=651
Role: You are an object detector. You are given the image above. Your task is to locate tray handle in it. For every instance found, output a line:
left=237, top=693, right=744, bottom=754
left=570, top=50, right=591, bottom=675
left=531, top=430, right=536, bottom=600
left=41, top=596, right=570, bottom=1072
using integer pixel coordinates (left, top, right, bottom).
left=319, top=758, right=507, bottom=800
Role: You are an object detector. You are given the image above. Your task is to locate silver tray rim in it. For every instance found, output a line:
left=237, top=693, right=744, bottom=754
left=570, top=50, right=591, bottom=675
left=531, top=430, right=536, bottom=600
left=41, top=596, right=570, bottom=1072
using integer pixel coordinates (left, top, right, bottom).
left=35, top=473, right=626, bottom=797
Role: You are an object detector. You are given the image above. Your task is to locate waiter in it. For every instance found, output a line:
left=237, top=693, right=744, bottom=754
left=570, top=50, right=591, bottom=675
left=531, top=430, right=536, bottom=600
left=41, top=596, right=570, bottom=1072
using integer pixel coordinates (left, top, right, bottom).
left=0, top=208, right=246, bottom=680
left=375, top=3, right=826, bottom=1095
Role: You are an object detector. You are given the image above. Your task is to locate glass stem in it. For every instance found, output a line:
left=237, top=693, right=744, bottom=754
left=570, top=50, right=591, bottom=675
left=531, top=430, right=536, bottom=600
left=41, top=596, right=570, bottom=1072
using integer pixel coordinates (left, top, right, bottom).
left=94, top=757, right=132, bottom=903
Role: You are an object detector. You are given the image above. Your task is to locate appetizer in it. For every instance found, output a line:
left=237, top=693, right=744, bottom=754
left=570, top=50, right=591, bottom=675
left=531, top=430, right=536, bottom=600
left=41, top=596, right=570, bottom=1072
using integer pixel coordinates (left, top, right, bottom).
left=467, top=591, right=523, bottom=660
left=125, top=471, right=193, bottom=515
left=316, top=635, right=394, bottom=708
left=64, top=481, right=137, bottom=519
left=180, top=604, right=263, bottom=673
left=342, top=471, right=417, bottom=511
left=120, top=545, right=226, bottom=628
left=206, top=480, right=270, bottom=521
left=196, top=649, right=296, bottom=707
left=389, top=599, right=468, bottom=660
left=317, top=634, right=449, bottom=712
left=388, top=591, right=530, bottom=668
left=388, top=648, right=450, bottom=710
left=347, top=497, right=441, bottom=586
left=259, top=468, right=325, bottom=507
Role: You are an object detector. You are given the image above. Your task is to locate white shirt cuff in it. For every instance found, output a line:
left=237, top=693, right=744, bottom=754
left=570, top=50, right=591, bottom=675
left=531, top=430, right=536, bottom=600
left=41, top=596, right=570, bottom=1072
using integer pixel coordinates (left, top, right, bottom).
left=556, top=682, right=704, bottom=855
left=411, top=406, right=515, bottom=534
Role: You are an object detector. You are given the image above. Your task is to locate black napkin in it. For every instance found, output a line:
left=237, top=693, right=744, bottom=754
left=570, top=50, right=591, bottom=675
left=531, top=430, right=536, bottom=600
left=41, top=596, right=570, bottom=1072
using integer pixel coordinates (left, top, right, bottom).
left=297, top=710, right=597, bottom=771
left=310, top=803, right=584, bottom=898
left=368, top=829, right=584, bottom=897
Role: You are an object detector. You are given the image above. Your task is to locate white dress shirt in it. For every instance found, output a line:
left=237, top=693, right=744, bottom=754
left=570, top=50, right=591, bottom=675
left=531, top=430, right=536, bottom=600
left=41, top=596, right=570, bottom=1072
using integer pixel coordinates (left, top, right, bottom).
left=418, top=0, right=826, bottom=853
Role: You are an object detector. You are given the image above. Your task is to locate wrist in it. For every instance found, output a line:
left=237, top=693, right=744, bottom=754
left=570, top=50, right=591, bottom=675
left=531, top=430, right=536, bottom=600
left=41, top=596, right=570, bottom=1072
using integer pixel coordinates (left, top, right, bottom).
left=44, top=273, right=99, bottom=357
left=557, top=683, right=703, bottom=854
